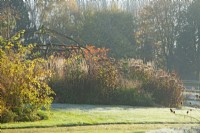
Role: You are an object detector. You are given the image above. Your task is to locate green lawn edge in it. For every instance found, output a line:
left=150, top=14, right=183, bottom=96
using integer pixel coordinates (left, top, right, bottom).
left=1, top=104, right=200, bottom=129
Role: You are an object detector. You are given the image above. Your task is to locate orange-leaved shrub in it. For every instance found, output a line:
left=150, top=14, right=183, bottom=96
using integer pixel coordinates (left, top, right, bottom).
left=49, top=46, right=120, bottom=104
left=0, top=32, right=54, bottom=123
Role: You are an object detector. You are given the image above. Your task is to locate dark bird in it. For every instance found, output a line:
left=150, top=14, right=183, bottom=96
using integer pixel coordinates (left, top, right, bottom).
left=170, top=108, right=173, bottom=113
left=173, top=111, right=175, bottom=114
left=187, top=111, right=189, bottom=114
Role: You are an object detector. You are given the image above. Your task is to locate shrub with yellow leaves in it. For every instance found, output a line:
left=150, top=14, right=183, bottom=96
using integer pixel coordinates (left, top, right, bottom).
left=0, top=31, right=54, bottom=123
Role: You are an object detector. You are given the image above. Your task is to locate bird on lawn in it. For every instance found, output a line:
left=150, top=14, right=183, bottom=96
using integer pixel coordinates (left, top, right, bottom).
left=187, top=111, right=189, bottom=114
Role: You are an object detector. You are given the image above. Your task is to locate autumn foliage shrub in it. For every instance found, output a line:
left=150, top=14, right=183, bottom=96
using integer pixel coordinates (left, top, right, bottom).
left=0, top=32, right=54, bottom=123
left=125, top=59, right=184, bottom=107
left=49, top=50, right=183, bottom=107
left=49, top=46, right=120, bottom=104
left=0, top=96, right=5, bottom=117
left=49, top=46, right=154, bottom=106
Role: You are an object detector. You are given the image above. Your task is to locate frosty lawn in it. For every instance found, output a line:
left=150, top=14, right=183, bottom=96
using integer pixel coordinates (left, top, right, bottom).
left=1, top=104, right=200, bottom=130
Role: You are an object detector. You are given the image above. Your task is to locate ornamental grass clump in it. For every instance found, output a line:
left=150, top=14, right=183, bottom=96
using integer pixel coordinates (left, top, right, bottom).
left=126, top=59, right=183, bottom=107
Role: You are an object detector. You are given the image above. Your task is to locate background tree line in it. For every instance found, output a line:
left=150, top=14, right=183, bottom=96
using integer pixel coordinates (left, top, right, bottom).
left=1, top=0, right=200, bottom=79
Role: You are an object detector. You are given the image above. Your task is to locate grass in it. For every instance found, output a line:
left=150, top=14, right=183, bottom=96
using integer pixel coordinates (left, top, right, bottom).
left=1, top=104, right=200, bottom=132
left=1, top=124, right=199, bottom=133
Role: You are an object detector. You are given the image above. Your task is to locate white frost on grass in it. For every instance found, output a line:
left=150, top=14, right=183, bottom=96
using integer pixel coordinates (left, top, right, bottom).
left=51, top=103, right=136, bottom=111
